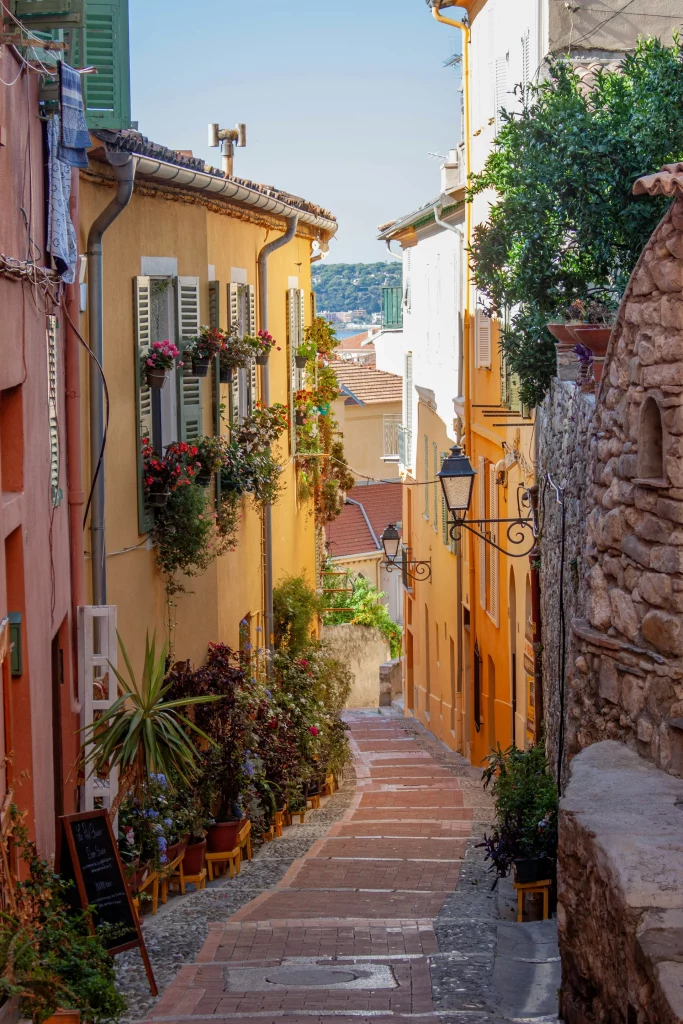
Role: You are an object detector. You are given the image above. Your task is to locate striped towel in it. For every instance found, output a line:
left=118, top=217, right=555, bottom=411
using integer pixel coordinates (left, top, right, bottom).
left=58, top=61, right=90, bottom=168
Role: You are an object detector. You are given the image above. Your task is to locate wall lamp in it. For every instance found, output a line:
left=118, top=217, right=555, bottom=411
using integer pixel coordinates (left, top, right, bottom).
left=437, top=445, right=537, bottom=558
left=380, top=524, right=432, bottom=583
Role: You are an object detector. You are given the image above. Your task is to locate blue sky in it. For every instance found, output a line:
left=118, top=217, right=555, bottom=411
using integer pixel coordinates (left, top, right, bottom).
left=129, top=0, right=461, bottom=264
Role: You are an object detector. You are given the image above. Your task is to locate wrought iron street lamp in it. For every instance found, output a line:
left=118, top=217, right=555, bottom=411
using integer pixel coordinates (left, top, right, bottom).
left=380, top=524, right=432, bottom=583
left=438, top=445, right=537, bottom=557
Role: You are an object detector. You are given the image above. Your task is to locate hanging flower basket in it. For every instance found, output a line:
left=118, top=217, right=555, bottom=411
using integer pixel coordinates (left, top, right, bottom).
left=295, top=410, right=306, bottom=426
left=220, top=366, right=233, bottom=384
left=295, top=354, right=307, bottom=369
left=148, top=490, right=171, bottom=508
left=245, top=329, right=280, bottom=365
left=146, top=367, right=168, bottom=389
left=195, top=471, right=212, bottom=487
left=255, top=353, right=269, bottom=366
left=192, top=356, right=211, bottom=377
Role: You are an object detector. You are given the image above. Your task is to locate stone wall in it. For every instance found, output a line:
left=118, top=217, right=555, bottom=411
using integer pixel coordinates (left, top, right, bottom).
left=537, top=382, right=595, bottom=785
left=565, top=196, right=683, bottom=779
left=558, top=741, right=683, bottom=1024
left=379, top=658, right=402, bottom=707
left=322, top=623, right=391, bottom=708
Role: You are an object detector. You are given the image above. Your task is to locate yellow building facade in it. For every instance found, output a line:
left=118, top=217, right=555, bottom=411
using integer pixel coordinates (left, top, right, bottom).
left=78, top=139, right=336, bottom=670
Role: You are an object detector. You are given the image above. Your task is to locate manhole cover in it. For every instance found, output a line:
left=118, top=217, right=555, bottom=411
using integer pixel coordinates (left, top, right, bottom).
left=265, top=967, right=358, bottom=987
left=224, top=959, right=397, bottom=991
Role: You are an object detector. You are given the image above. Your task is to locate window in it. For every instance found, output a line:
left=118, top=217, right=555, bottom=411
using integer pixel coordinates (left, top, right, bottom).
left=488, top=464, right=499, bottom=626
left=474, top=305, right=492, bottom=368
left=433, top=442, right=438, bottom=530
left=638, top=396, right=664, bottom=482
left=473, top=638, right=482, bottom=731
left=134, top=274, right=202, bottom=534
left=382, top=414, right=401, bottom=459
left=424, top=604, right=431, bottom=708
left=424, top=435, right=430, bottom=518
left=478, top=456, right=487, bottom=610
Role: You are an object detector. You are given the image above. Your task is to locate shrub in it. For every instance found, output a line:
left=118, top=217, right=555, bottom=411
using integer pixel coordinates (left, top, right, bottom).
left=273, top=574, right=321, bottom=655
left=322, top=567, right=402, bottom=658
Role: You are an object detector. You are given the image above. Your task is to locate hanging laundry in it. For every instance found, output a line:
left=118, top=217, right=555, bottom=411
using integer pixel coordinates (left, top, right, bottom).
left=58, top=61, right=90, bottom=168
left=47, top=116, right=78, bottom=284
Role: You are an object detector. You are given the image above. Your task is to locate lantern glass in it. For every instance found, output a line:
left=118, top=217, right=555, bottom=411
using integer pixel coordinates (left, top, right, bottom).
left=438, top=446, right=476, bottom=514
left=381, top=524, right=401, bottom=562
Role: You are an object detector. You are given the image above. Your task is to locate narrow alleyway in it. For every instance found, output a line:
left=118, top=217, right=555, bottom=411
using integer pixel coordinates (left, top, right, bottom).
left=134, top=711, right=559, bottom=1024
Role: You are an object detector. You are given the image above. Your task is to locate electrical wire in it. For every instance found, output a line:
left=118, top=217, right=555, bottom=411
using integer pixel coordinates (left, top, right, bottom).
left=61, top=298, right=111, bottom=529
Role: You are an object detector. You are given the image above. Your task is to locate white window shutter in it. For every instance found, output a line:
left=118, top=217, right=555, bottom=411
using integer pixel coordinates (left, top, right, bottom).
left=227, top=283, right=240, bottom=424
left=475, top=307, right=492, bottom=368
left=247, top=283, right=256, bottom=336
left=247, top=285, right=258, bottom=414
left=134, top=276, right=154, bottom=533
left=288, top=288, right=300, bottom=456
left=521, top=29, right=531, bottom=98
left=424, top=434, right=430, bottom=518
left=405, top=351, right=413, bottom=469
left=175, top=276, right=203, bottom=442
left=478, top=456, right=487, bottom=610
left=489, top=463, right=499, bottom=626
left=79, top=605, right=118, bottom=815
left=494, top=56, right=508, bottom=133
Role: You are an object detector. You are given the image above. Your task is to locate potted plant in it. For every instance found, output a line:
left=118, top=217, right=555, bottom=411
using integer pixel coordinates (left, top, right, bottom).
left=294, top=389, right=316, bottom=427
left=563, top=298, right=616, bottom=382
left=144, top=339, right=182, bottom=389
left=178, top=800, right=209, bottom=875
left=141, top=437, right=174, bottom=508
left=187, top=325, right=226, bottom=377
left=195, top=435, right=230, bottom=486
left=478, top=743, right=558, bottom=888
left=220, top=330, right=254, bottom=383
left=294, top=336, right=316, bottom=370
left=245, top=329, right=280, bottom=365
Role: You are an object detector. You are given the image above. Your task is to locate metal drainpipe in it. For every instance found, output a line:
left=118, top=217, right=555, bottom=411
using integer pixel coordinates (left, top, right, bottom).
left=87, top=152, right=137, bottom=605
left=257, top=214, right=300, bottom=660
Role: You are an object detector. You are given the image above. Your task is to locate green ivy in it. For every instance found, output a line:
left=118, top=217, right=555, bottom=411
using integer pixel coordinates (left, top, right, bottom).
left=469, top=38, right=683, bottom=407
left=322, top=566, right=402, bottom=658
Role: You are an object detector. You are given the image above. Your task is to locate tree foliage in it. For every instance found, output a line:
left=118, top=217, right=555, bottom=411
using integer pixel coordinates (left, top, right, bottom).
left=469, top=38, right=683, bottom=406
left=311, top=262, right=401, bottom=314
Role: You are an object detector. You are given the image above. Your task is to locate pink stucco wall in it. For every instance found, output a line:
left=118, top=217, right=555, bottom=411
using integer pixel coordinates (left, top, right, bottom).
left=0, top=47, right=78, bottom=855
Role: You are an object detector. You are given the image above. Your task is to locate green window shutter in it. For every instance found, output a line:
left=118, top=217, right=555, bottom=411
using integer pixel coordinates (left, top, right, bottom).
left=175, top=276, right=203, bottom=442
left=134, top=276, right=154, bottom=534
left=227, top=283, right=240, bottom=425
left=287, top=288, right=299, bottom=456
left=310, top=290, right=316, bottom=322
left=209, top=280, right=222, bottom=507
left=80, top=0, right=131, bottom=130
left=247, top=284, right=257, bottom=414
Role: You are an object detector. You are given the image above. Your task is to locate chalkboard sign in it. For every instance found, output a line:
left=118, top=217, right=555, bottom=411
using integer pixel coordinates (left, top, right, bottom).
left=57, top=811, right=157, bottom=995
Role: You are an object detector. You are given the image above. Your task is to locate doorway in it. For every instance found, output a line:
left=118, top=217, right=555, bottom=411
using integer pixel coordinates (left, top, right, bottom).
left=509, top=569, right=517, bottom=747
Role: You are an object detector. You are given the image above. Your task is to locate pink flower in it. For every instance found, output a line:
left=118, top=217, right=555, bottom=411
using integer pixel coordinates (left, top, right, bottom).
left=309, top=726, right=319, bottom=736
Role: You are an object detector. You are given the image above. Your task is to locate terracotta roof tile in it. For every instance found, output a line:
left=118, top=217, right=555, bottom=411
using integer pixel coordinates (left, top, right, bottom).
left=325, top=484, right=403, bottom=559
left=335, top=332, right=376, bottom=351
left=634, top=163, right=683, bottom=198
left=332, top=363, right=402, bottom=404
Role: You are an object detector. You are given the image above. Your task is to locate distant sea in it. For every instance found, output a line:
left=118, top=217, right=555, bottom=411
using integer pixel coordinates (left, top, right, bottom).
left=333, top=324, right=374, bottom=340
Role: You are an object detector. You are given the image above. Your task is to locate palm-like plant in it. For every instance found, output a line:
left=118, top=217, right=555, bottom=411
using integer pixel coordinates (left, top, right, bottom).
left=82, top=632, right=221, bottom=817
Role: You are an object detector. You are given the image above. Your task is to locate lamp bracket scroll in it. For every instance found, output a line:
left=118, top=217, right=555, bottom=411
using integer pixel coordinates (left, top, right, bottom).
left=447, top=484, right=538, bottom=558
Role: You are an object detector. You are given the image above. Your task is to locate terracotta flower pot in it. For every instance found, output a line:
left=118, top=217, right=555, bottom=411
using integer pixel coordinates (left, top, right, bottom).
left=146, top=367, right=168, bottom=389
left=182, top=839, right=206, bottom=874
left=569, top=325, right=612, bottom=382
left=192, top=357, right=211, bottom=377
left=44, top=1010, right=81, bottom=1024
left=545, top=323, right=575, bottom=350
left=207, top=820, right=242, bottom=853
left=166, top=836, right=188, bottom=865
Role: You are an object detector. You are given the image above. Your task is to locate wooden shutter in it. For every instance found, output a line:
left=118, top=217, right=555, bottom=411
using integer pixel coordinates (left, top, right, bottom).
left=287, top=288, right=304, bottom=455
left=175, top=276, right=202, bottom=442
left=489, top=464, right=499, bottom=626
left=227, top=283, right=240, bottom=425
left=432, top=441, right=438, bottom=530
left=134, top=275, right=154, bottom=533
left=475, top=306, right=492, bottom=368
left=404, top=351, right=413, bottom=468
left=46, top=315, right=62, bottom=507
left=478, top=456, right=486, bottom=610
left=441, top=451, right=450, bottom=547
left=247, top=283, right=257, bottom=413
left=521, top=29, right=531, bottom=99
left=310, top=290, right=317, bottom=322
left=209, top=280, right=222, bottom=505
left=494, top=56, right=508, bottom=133
left=80, top=0, right=131, bottom=130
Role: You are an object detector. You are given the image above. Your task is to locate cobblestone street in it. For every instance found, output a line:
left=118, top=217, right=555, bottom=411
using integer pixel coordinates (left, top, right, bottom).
left=120, top=710, right=558, bottom=1024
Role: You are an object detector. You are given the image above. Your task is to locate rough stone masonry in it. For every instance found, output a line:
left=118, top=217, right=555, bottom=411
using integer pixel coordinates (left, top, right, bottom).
left=538, top=165, right=683, bottom=1023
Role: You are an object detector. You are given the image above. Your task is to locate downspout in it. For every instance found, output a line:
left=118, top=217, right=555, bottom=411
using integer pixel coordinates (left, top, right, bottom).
left=257, top=214, right=300, bottom=660
left=65, top=170, right=85, bottom=635
left=432, top=2, right=474, bottom=759
left=385, top=240, right=402, bottom=261
left=87, top=152, right=137, bottom=605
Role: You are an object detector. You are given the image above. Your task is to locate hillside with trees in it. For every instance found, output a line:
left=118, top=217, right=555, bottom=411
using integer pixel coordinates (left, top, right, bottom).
left=312, top=262, right=402, bottom=314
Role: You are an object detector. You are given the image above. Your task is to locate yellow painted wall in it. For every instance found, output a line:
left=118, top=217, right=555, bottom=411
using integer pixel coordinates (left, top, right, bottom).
left=78, top=173, right=321, bottom=671
left=402, top=400, right=463, bottom=752
left=333, top=398, right=401, bottom=482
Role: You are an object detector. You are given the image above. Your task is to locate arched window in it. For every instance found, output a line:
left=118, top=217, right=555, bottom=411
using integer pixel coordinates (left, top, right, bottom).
left=638, top=397, right=664, bottom=482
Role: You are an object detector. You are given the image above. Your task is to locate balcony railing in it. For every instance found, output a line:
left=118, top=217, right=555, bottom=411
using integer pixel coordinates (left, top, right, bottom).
left=398, top=425, right=411, bottom=468
left=382, top=286, right=403, bottom=331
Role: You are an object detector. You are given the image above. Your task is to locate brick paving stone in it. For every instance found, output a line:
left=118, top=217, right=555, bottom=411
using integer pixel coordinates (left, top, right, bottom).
left=140, top=712, right=477, bottom=1024
left=316, top=837, right=467, bottom=860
